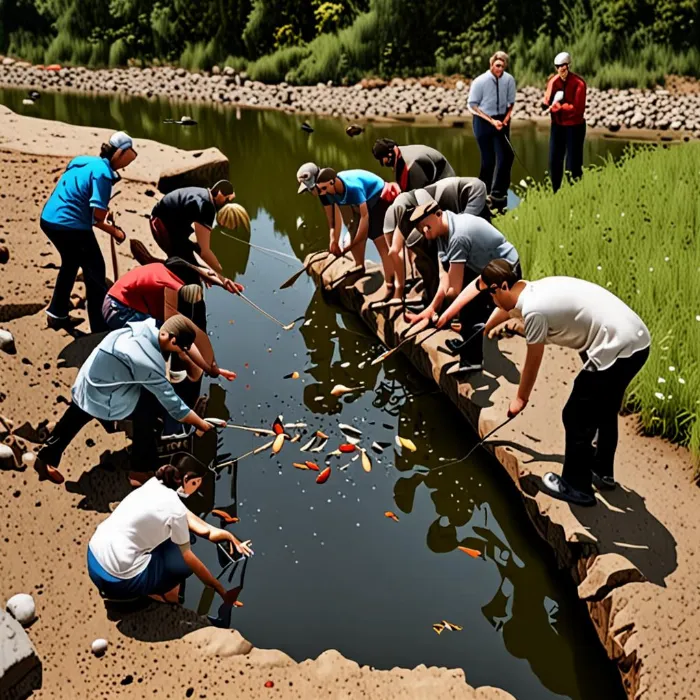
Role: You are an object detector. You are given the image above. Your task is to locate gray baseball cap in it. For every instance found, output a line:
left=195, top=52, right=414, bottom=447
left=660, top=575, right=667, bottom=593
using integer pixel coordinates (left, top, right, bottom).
left=297, top=162, right=320, bottom=193
left=109, top=131, right=134, bottom=151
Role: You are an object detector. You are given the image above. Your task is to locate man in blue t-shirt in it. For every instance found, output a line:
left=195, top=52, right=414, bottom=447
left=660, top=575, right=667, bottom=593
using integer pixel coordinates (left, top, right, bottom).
left=41, top=131, right=137, bottom=331
left=297, top=162, right=396, bottom=292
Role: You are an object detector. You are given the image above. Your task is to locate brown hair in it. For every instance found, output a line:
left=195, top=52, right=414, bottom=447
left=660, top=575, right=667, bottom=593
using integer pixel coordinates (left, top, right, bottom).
left=317, top=167, right=337, bottom=184
left=161, top=314, right=197, bottom=350
left=155, top=463, right=199, bottom=490
left=100, top=143, right=118, bottom=160
left=481, top=258, right=519, bottom=288
left=490, top=51, right=509, bottom=67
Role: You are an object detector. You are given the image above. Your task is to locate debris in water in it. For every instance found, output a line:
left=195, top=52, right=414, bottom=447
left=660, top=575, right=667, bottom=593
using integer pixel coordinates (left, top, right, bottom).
left=296, top=216, right=305, bottom=229
left=316, top=430, right=329, bottom=440
left=272, top=417, right=285, bottom=435
left=330, top=384, right=363, bottom=397
left=293, top=463, right=309, bottom=470
left=300, top=436, right=317, bottom=452
left=358, top=361, right=366, bottom=369
left=301, top=121, right=314, bottom=133
left=316, top=467, right=331, bottom=484
left=361, top=450, right=372, bottom=472
left=432, top=623, right=445, bottom=635
left=304, top=461, right=320, bottom=472
left=309, top=438, right=328, bottom=453
left=290, top=434, right=301, bottom=443
left=395, top=436, right=417, bottom=452
left=272, top=433, right=286, bottom=454
left=441, top=620, right=463, bottom=631
left=371, top=442, right=384, bottom=454
left=345, top=124, right=365, bottom=137
left=338, top=423, right=362, bottom=438
left=458, top=546, right=482, bottom=558
left=340, top=362, right=350, bottom=368
left=211, top=509, right=239, bottom=524
left=344, top=435, right=361, bottom=445
left=339, top=443, right=356, bottom=453
left=284, top=371, right=300, bottom=380
left=284, top=422, right=307, bottom=429
left=384, top=511, right=399, bottom=522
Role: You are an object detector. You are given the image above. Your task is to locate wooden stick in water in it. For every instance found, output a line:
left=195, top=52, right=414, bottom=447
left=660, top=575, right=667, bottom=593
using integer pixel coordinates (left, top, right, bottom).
left=279, top=250, right=330, bottom=290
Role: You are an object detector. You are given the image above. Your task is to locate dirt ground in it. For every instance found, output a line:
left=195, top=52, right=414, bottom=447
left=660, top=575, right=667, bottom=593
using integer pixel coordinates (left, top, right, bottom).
left=0, top=113, right=513, bottom=699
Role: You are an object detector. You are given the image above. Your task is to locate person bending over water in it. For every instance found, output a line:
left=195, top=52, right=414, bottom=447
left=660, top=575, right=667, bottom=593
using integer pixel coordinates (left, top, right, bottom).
left=87, top=462, right=252, bottom=604
left=371, top=139, right=455, bottom=191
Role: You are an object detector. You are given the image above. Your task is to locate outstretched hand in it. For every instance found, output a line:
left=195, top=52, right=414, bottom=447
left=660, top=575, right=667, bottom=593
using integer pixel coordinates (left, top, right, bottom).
left=218, top=368, right=237, bottom=381
left=223, top=278, right=244, bottom=294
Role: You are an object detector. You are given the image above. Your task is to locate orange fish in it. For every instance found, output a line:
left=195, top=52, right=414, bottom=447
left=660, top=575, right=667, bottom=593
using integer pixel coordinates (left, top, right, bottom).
left=305, top=461, right=320, bottom=471
left=293, top=463, right=309, bottom=470
left=233, top=601, right=244, bottom=608
left=339, top=443, right=356, bottom=453
left=272, top=418, right=285, bottom=435
left=384, top=511, right=400, bottom=522
left=458, top=546, right=481, bottom=558
left=316, top=430, right=329, bottom=440
left=316, top=467, right=331, bottom=484
left=211, top=509, right=239, bottom=524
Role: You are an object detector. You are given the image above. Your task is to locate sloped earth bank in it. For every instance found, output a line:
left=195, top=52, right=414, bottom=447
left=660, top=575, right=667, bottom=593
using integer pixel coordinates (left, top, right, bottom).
left=306, top=255, right=700, bottom=700
left=1, top=61, right=700, bottom=141
left=0, top=144, right=513, bottom=696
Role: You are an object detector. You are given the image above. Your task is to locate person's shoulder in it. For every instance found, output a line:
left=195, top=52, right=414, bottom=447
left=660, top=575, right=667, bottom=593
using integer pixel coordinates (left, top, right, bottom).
left=545, top=73, right=559, bottom=87
left=91, top=157, right=115, bottom=179
left=472, top=71, right=490, bottom=85
left=571, top=72, right=587, bottom=86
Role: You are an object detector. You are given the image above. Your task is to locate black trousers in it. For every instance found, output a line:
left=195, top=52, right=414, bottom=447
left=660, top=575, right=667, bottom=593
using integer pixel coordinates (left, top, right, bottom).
left=38, top=390, right=166, bottom=471
left=561, top=347, right=649, bottom=494
left=473, top=114, right=514, bottom=200
left=549, top=121, right=586, bottom=193
left=41, top=220, right=108, bottom=332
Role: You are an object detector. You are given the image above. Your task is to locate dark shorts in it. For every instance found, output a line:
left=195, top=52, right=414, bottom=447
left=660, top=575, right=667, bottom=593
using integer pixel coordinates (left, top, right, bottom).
left=87, top=540, right=192, bottom=600
left=102, top=295, right=150, bottom=330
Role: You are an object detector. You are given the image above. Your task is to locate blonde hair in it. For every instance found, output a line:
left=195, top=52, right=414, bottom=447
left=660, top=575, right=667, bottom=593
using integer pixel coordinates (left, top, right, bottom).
left=490, top=51, right=509, bottom=68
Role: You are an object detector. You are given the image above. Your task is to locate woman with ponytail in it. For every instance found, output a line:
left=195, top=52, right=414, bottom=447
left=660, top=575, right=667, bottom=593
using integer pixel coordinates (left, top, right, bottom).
left=87, top=462, right=252, bottom=603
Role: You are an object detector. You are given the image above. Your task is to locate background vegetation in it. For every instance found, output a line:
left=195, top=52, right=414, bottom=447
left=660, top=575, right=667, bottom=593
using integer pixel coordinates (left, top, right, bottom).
left=1, top=0, right=699, bottom=88
left=503, top=144, right=700, bottom=466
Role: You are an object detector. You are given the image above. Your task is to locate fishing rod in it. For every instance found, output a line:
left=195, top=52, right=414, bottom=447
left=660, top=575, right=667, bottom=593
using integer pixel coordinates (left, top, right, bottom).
left=217, top=228, right=300, bottom=266
left=204, top=417, right=276, bottom=436
left=279, top=249, right=331, bottom=289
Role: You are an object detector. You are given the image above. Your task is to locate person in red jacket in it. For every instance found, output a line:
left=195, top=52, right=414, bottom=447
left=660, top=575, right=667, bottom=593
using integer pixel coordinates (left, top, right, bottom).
left=542, top=52, right=587, bottom=192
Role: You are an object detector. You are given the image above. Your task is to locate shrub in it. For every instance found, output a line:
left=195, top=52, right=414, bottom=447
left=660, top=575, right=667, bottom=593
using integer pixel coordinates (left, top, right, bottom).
left=108, top=38, right=129, bottom=67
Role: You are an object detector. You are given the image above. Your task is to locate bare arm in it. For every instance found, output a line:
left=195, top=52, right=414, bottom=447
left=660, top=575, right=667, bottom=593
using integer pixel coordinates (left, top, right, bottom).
left=186, top=511, right=253, bottom=556
left=503, top=103, right=515, bottom=126
left=388, top=226, right=405, bottom=292
left=93, top=208, right=126, bottom=242
left=468, top=104, right=497, bottom=126
left=324, top=204, right=342, bottom=255
left=354, top=202, right=370, bottom=245
left=181, top=547, right=227, bottom=597
left=483, top=307, right=511, bottom=336
left=194, top=223, right=223, bottom=273
left=518, top=343, right=545, bottom=402
left=437, top=277, right=480, bottom=328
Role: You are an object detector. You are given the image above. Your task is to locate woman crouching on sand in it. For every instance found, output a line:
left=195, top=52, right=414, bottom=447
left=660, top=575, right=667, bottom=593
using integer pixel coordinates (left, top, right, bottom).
left=87, top=462, right=252, bottom=604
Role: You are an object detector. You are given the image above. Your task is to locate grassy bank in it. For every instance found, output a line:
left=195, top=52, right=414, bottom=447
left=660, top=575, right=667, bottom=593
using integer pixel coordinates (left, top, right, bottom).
left=502, top=144, right=700, bottom=466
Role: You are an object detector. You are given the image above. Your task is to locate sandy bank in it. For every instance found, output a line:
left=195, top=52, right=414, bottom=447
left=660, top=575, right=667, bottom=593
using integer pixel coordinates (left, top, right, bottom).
left=306, top=255, right=700, bottom=700
left=0, top=117, right=513, bottom=698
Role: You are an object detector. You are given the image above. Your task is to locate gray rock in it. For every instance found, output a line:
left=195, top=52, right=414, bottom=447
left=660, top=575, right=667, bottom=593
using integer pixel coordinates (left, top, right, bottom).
left=0, top=610, right=42, bottom=699
left=6, top=595, right=35, bottom=627
left=2, top=57, right=15, bottom=65
left=0, top=329, right=16, bottom=355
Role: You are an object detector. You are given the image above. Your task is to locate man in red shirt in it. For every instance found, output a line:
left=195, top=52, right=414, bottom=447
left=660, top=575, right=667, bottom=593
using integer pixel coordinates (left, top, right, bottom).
left=542, top=52, right=587, bottom=192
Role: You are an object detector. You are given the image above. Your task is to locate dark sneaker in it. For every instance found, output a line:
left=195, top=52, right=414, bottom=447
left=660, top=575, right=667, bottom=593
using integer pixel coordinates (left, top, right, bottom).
left=592, top=472, right=617, bottom=491
left=46, top=314, right=82, bottom=331
left=33, top=456, right=65, bottom=484
left=541, top=472, right=596, bottom=507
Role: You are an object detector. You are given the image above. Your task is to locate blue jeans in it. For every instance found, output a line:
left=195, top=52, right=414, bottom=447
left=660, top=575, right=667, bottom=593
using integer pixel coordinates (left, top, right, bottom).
left=472, top=114, right=514, bottom=200
left=102, top=295, right=150, bottom=330
left=549, top=121, right=586, bottom=193
left=87, top=540, right=192, bottom=599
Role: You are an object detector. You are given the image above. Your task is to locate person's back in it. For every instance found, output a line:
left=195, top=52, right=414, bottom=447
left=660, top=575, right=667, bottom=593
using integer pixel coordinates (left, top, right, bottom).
left=152, top=187, right=215, bottom=238
left=424, top=177, right=487, bottom=217
left=399, top=145, right=455, bottom=190
left=42, top=156, right=115, bottom=230
left=325, top=169, right=385, bottom=206
left=108, top=263, right=185, bottom=318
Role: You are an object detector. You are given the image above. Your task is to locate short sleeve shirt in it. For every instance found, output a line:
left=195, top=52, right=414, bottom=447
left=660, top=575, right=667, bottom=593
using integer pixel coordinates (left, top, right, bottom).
left=88, top=477, right=190, bottom=579
left=108, top=263, right=185, bottom=319
left=438, top=211, right=518, bottom=273
left=41, top=156, right=118, bottom=230
left=152, top=187, right=216, bottom=241
left=397, top=145, right=456, bottom=191
left=320, top=169, right=384, bottom=207
left=514, top=277, right=651, bottom=371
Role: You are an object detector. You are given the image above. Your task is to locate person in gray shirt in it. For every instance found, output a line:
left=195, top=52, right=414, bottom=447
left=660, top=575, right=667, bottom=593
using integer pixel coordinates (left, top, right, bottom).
left=405, top=199, right=521, bottom=372
left=467, top=51, right=517, bottom=209
left=382, top=177, right=488, bottom=302
left=372, top=139, right=455, bottom=191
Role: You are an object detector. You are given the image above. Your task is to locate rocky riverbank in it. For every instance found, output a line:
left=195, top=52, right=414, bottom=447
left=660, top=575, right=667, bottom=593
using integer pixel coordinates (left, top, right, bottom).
left=2, top=58, right=700, bottom=138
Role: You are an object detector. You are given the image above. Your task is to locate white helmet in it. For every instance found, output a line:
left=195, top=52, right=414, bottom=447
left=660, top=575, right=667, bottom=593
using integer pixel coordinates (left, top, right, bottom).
left=554, top=52, right=571, bottom=67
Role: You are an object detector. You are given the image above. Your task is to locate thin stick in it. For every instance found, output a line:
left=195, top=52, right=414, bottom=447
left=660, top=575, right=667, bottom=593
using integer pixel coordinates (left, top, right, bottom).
left=235, top=291, right=295, bottom=331
left=205, top=418, right=276, bottom=436
left=371, top=325, right=441, bottom=366
left=110, top=235, right=120, bottom=281
left=279, top=250, right=331, bottom=290
left=218, top=229, right=299, bottom=264
left=216, top=439, right=274, bottom=469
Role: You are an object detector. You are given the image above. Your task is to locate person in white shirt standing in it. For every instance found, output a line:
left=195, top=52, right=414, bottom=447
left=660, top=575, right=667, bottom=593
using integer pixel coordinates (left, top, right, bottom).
left=88, top=460, right=252, bottom=603
left=467, top=52, right=516, bottom=211
left=481, top=260, right=651, bottom=506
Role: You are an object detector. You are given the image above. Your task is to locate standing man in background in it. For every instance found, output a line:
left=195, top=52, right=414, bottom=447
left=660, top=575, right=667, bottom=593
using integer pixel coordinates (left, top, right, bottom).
left=467, top=52, right=516, bottom=212
left=543, top=52, right=587, bottom=193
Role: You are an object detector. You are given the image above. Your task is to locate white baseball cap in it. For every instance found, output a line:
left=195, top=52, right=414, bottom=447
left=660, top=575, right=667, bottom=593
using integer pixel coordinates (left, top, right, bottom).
left=297, top=162, right=320, bottom=193
left=109, top=131, right=134, bottom=151
left=554, top=52, right=571, bottom=67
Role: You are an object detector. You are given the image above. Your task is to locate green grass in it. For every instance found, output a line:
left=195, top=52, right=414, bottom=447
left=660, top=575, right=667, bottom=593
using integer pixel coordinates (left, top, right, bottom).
left=501, top=144, right=700, bottom=467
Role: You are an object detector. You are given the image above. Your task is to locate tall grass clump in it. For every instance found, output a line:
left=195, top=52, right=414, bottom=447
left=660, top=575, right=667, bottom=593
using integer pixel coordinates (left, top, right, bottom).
left=501, top=144, right=700, bottom=467
left=246, top=45, right=308, bottom=83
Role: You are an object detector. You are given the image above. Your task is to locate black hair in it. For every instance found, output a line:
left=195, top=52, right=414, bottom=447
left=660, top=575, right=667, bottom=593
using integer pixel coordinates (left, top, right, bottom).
left=317, top=167, right=337, bottom=184
left=372, top=138, right=397, bottom=161
left=100, top=143, right=118, bottom=160
left=481, top=258, right=520, bottom=289
left=155, top=463, right=199, bottom=490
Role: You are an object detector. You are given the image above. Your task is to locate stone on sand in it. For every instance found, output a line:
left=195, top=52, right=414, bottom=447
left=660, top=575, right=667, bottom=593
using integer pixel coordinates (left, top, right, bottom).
left=0, top=328, right=16, bottom=354
left=0, top=610, right=42, bottom=699
left=0, top=444, right=16, bottom=469
left=6, top=594, right=36, bottom=627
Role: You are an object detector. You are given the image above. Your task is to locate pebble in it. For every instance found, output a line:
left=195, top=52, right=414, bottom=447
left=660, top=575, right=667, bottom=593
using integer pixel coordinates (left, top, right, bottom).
left=6, top=593, right=36, bottom=626
left=0, top=443, right=16, bottom=468
left=0, top=329, right=16, bottom=355
left=91, top=638, right=108, bottom=655
left=21, top=451, right=36, bottom=468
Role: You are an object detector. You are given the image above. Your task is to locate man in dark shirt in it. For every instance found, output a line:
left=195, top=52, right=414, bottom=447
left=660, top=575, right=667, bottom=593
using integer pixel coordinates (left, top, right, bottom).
left=150, top=180, right=235, bottom=273
left=372, top=139, right=455, bottom=192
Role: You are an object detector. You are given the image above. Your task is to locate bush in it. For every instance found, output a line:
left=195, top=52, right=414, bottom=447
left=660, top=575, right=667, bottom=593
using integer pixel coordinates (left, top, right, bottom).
left=246, top=45, right=308, bottom=83
left=108, top=38, right=129, bottom=67
left=502, top=144, right=700, bottom=466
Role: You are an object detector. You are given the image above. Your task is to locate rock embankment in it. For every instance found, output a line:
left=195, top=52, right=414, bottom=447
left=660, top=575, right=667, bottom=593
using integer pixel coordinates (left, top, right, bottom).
left=2, top=58, right=700, bottom=138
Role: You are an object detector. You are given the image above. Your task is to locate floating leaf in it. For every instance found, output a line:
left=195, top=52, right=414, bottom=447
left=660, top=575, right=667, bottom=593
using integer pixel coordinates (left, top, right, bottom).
left=211, top=509, right=239, bottom=524
left=330, top=384, right=363, bottom=397
left=339, top=423, right=362, bottom=437
left=272, top=433, right=286, bottom=454
left=458, top=546, right=482, bottom=558
left=293, top=462, right=309, bottom=470
left=384, top=511, right=399, bottom=522
left=316, top=467, right=331, bottom=484
left=300, top=436, right=317, bottom=452
left=396, top=436, right=417, bottom=452
left=305, top=461, right=320, bottom=471
left=361, top=450, right=372, bottom=473
left=339, top=443, right=356, bottom=453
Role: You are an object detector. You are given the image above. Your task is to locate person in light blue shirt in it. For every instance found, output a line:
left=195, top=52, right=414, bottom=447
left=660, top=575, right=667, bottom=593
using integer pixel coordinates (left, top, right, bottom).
left=468, top=52, right=517, bottom=209
left=35, top=316, right=214, bottom=485
left=41, top=131, right=137, bottom=332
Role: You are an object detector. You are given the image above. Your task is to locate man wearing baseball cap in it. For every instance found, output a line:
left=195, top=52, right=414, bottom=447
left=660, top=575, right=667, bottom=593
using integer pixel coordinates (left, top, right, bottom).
left=150, top=179, right=235, bottom=273
left=542, top=52, right=587, bottom=192
left=405, top=199, right=520, bottom=373
left=40, top=130, right=137, bottom=332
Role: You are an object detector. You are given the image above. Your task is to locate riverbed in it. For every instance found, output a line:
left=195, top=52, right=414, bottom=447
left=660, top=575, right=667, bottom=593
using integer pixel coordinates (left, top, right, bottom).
left=0, top=88, right=627, bottom=700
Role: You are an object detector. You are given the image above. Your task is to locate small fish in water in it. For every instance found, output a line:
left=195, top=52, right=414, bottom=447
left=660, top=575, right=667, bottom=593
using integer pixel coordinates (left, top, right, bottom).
left=316, top=467, right=331, bottom=484
left=395, top=436, right=417, bottom=452
left=272, top=416, right=285, bottom=435
left=330, top=384, right=363, bottom=397
left=304, top=461, right=320, bottom=472
left=316, top=430, right=329, bottom=440
left=309, top=438, right=328, bottom=453
left=22, top=98, right=34, bottom=105
left=210, top=509, right=239, bottom=524
left=28, top=90, right=40, bottom=100
left=180, top=115, right=197, bottom=125
left=301, top=121, right=314, bottom=133
left=340, top=361, right=350, bottom=368
left=432, top=623, right=445, bottom=635
left=272, top=433, right=286, bottom=454
left=293, top=462, right=309, bottom=470
left=345, top=124, right=364, bottom=137
left=358, top=361, right=366, bottom=369
left=284, top=371, right=300, bottom=380
left=338, top=423, right=362, bottom=438
left=361, top=450, right=372, bottom=473
left=339, top=443, right=356, bottom=453
left=299, top=436, right=317, bottom=452
left=371, top=442, right=385, bottom=454
left=441, top=620, right=463, bottom=631
left=458, top=546, right=482, bottom=558
left=384, top=511, right=399, bottom=522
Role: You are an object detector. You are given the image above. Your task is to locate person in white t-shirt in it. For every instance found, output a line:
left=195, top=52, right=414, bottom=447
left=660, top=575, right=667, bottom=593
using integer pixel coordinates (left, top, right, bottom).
left=480, top=260, right=651, bottom=506
left=87, top=463, right=252, bottom=603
